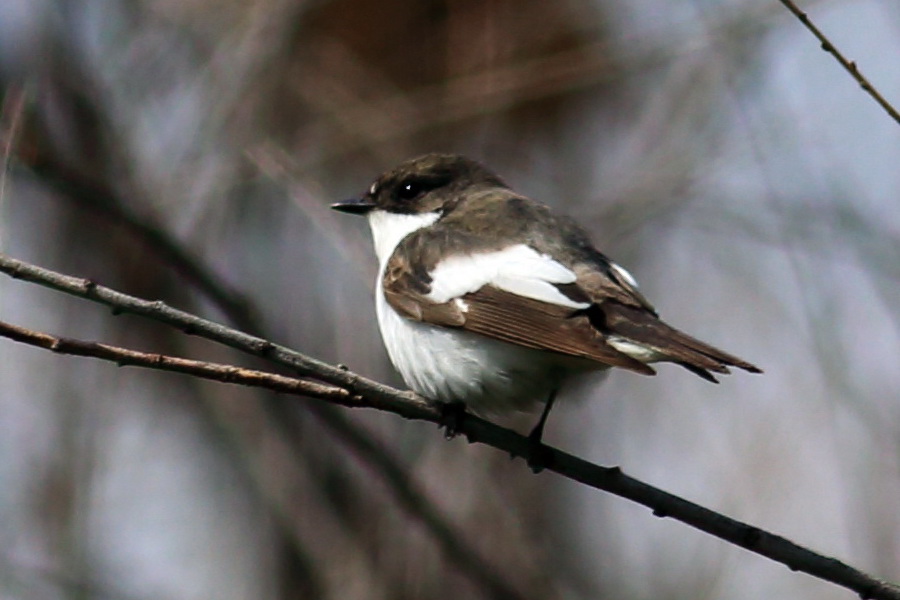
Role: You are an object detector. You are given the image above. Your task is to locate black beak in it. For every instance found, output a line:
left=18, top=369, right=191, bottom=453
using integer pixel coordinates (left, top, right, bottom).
left=331, top=197, right=376, bottom=215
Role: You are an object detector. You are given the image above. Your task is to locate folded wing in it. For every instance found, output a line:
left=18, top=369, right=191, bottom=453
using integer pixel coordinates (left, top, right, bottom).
left=382, top=243, right=656, bottom=374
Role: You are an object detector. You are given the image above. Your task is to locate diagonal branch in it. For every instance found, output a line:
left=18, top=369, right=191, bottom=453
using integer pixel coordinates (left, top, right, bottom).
left=0, top=319, right=353, bottom=403
left=778, top=0, right=900, bottom=126
left=0, top=252, right=426, bottom=416
left=1, top=252, right=899, bottom=599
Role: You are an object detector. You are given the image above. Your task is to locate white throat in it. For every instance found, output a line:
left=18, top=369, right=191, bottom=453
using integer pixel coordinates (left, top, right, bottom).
left=367, top=210, right=441, bottom=266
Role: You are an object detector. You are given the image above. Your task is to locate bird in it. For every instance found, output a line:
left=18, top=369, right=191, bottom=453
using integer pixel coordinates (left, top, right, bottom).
left=332, top=153, right=761, bottom=443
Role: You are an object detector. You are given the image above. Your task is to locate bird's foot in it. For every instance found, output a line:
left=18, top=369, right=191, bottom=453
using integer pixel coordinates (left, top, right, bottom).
left=524, top=426, right=554, bottom=473
left=438, top=401, right=467, bottom=440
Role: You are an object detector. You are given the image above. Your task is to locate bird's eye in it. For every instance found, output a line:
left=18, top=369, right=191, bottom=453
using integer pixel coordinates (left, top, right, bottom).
left=397, top=180, right=423, bottom=200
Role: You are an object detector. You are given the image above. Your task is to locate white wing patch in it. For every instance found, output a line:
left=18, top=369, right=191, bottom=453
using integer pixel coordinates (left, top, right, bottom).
left=426, top=244, right=590, bottom=309
left=606, top=335, right=665, bottom=363
left=610, top=261, right=639, bottom=288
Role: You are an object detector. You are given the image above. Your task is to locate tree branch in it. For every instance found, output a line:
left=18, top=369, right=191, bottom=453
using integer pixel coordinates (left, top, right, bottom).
left=778, top=0, right=900, bottom=126
left=0, top=319, right=355, bottom=403
left=1, top=252, right=899, bottom=599
left=0, top=252, right=433, bottom=419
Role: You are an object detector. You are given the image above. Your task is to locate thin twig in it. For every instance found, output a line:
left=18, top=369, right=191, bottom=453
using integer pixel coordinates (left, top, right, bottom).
left=778, top=0, right=900, bottom=126
left=1, top=253, right=899, bottom=599
left=0, top=319, right=355, bottom=403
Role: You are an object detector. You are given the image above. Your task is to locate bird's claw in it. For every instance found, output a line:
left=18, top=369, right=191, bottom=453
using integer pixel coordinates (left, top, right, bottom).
left=438, top=402, right=467, bottom=439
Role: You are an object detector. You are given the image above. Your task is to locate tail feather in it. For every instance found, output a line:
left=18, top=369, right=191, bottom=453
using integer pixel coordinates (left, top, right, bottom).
left=680, top=363, right=723, bottom=384
left=598, top=302, right=762, bottom=381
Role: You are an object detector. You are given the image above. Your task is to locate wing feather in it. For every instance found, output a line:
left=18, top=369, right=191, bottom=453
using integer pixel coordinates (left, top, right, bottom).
left=426, top=244, right=589, bottom=309
left=382, top=248, right=655, bottom=374
left=458, top=286, right=655, bottom=373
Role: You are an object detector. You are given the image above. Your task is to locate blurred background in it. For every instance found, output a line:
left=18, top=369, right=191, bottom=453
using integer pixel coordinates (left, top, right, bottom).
left=1, top=0, right=899, bottom=598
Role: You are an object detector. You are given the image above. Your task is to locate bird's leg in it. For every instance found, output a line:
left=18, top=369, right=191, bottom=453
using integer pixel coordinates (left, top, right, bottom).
left=526, top=389, right=558, bottom=472
left=528, top=388, right=557, bottom=445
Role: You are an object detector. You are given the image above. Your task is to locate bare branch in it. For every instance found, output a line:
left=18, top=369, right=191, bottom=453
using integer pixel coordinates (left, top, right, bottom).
left=0, top=251, right=436, bottom=420
left=778, top=0, right=900, bottom=126
left=0, top=319, right=354, bottom=403
left=1, top=252, right=899, bottom=599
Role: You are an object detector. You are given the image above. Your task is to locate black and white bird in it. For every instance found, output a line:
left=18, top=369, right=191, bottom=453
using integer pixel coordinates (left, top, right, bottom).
left=332, top=154, right=760, bottom=441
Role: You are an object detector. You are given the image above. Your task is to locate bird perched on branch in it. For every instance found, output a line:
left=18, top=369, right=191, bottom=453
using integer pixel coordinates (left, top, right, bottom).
left=333, top=154, right=760, bottom=444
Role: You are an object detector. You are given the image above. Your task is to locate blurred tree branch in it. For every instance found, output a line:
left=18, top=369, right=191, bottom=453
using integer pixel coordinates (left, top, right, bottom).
left=1, top=252, right=899, bottom=600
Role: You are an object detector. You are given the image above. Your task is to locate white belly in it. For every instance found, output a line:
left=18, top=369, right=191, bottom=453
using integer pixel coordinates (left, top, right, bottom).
left=375, top=281, right=570, bottom=415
